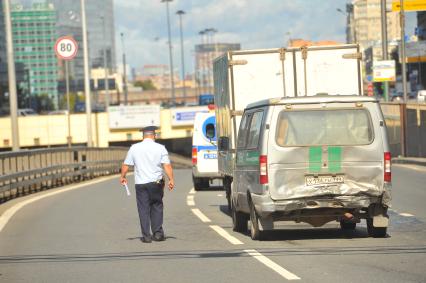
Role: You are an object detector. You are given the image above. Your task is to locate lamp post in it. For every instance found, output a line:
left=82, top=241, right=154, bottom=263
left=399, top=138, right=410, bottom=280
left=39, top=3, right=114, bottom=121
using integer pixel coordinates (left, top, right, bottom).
left=4, top=0, right=19, bottom=150
left=380, top=0, right=389, bottom=101
left=161, top=0, right=175, bottom=104
left=101, top=16, right=110, bottom=109
left=120, top=32, right=128, bottom=105
left=176, top=10, right=186, bottom=103
left=207, top=28, right=217, bottom=90
left=198, top=30, right=206, bottom=95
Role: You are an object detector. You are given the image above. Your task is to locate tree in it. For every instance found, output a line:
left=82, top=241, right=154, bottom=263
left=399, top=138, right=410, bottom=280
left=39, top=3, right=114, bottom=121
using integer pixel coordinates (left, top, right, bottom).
left=134, top=80, right=156, bottom=90
left=58, top=92, right=84, bottom=112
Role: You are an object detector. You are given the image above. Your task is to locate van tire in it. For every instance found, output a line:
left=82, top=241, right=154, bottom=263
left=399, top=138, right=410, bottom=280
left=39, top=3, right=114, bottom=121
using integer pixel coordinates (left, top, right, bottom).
left=193, top=176, right=209, bottom=191
left=249, top=201, right=264, bottom=240
left=340, top=220, right=356, bottom=230
left=367, top=218, right=387, bottom=238
left=232, top=201, right=248, bottom=232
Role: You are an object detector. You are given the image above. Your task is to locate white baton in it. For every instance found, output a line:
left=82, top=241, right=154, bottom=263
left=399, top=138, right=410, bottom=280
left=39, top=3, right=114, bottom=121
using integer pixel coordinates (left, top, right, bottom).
left=123, top=184, right=131, bottom=196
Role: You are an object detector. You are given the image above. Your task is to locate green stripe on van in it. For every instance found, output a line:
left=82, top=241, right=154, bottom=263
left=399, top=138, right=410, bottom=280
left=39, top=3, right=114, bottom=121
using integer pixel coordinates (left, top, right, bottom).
left=309, top=146, right=322, bottom=173
left=328, top=146, right=342, bottom=173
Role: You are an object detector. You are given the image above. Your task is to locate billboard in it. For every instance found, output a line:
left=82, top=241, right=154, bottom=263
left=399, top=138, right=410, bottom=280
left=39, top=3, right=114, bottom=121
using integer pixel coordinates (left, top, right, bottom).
left=108, top=105, right=160, bottom=130
left=405, top=41, right=426, bottom=63
left=170, top=106, right=209, bottom=126
left=373, top=60, right=396, bottom=82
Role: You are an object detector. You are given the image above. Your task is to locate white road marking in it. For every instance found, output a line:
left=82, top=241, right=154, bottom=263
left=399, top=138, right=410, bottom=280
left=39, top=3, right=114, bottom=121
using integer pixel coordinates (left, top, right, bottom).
left=187, top=195, right=195, bottom=206
left=217, top=194, right=224, bottom=197
left=209, top=225, right=244, bottom=245
left=191, top=208, right=211, bottom=223
left=244, top=249, right=301, bottom=280
left=399, top=212, right=414, bottom=217
left=0, top=175, right=119, bottom=233
left=189, top=188, right=196, bottom=195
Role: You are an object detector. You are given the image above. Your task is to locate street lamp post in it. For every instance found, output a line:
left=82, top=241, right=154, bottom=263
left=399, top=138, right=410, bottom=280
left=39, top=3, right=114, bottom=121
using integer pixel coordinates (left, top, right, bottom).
left=101, top=16, right=110, bottom=109
left=120, top=32, right=128, bottom=105
left=4, top=0, right=19, bottom=150
left=380, top=0, right=389, bottom=101
left=400, top=0, right=408, bottom=103
left=198, top=30, right=206, bottom=95
left=161, top=0, right=175, bottom=104
left=176, top=10, right=186, bottom=104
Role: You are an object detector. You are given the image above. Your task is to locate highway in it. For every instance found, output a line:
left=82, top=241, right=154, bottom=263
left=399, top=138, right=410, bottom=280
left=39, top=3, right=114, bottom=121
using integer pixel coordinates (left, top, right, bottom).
left=0, top=164, right=425, bottom=282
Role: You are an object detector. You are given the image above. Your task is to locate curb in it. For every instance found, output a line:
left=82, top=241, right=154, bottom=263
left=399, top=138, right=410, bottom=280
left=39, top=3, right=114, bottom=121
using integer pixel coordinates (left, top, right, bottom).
left=392, top=158, right=426, bottom=167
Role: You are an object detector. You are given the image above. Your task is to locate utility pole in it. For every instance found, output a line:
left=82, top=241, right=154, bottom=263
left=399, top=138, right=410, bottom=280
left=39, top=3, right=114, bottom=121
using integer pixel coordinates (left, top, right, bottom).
left=162, top=0, right=175, bottom=104
left=101, top=16, right=110, bottom=109
left=176, top=10, right=186, bottom=103
left=80, top=0, right=93, bottom=147
left=120, top=32, right=128, bottom=105
left=4, top=0, right=19, bottom=151
left=380, top=0, right=389, bottom=101
left=400, top=0, right=408, bottom=103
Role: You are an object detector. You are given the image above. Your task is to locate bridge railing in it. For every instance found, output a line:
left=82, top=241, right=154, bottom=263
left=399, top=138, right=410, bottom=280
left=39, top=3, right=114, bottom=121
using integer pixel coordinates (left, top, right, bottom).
left=0, top=147, right=128, bottom=203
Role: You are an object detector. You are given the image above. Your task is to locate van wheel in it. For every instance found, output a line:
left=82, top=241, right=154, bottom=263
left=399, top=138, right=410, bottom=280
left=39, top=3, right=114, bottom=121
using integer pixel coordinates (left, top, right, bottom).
left=232, top=201, right=248, bottom=233
left=193, top=176, right=209, bottom=191
left=367, top=218, right=387, bottom=238
left=340, top=220, right=356, bottom=230
left=224, top=177, right=232, bottom=211
left=249, top=202, right=264, bottom=240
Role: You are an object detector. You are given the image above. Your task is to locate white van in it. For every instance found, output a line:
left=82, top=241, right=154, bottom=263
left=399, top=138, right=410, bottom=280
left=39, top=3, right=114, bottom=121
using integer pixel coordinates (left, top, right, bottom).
left=192, top=112, right=222, bottom=190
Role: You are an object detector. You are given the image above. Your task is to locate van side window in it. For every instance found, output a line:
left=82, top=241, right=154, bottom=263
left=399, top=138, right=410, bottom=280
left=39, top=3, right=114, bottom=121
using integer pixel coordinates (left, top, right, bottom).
left=237, top=113, right=251, bottom=149
left=246, top=111, right=264, bottom=149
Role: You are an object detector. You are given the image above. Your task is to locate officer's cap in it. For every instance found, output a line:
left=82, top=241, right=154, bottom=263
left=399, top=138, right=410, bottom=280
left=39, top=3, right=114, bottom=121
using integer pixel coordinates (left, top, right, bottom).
left=141, top=126, right=158, bottom=134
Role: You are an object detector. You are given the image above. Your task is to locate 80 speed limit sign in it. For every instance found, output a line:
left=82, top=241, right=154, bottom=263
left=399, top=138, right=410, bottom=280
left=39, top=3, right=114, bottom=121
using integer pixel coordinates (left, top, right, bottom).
left=54, top=36, right=78, bottom=60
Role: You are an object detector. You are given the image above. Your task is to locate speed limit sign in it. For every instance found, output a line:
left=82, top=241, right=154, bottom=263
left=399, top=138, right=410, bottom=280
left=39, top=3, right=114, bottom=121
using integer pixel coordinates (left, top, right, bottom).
left=54, top=36, right=78, bottom=60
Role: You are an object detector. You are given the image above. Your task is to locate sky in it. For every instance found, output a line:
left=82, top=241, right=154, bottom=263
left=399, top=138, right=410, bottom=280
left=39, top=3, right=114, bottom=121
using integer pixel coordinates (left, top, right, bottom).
left=114, top=0, right=417, bottom=77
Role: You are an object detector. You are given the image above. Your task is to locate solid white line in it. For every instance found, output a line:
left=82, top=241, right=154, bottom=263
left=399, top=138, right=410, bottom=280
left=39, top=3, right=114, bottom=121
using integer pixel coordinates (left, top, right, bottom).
left=187, top=195, right=195, bottom=206
left=244, top=249, right=301, bottom=280
left=209, top=225, right=244, bottom=245
left=191, top=208, right=211, bottom=223
left=0, top=175, right=119, bottom=233
left=189, top=188, right=196, bottom=194
left=399, top=212, right=414, bottom=217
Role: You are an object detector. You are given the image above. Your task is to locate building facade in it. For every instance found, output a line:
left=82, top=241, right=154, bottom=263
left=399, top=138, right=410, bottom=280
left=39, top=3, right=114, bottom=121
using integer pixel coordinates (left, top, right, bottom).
left=11, top=3, right=59, bottom=103
left=195, top=43, right=240, bottom=90
left=350, top=0, right=401, bottom=52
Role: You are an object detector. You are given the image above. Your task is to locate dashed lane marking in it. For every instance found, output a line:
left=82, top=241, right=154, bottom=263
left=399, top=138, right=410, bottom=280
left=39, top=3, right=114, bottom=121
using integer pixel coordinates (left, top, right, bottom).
left=217, top=194, right=224, bottom=197
left=209, top=225, right=244, bottom=245
left=399, top=213, right=415, bottom=217
left=0, top=175, right=119, bottom=233
left=244, top=249, right=301, bottom=280
left=189, top=188, right=196, bottom=195
left=191, top=208, right=211, bottom=223
left=186, top=195, right=195, bottom=206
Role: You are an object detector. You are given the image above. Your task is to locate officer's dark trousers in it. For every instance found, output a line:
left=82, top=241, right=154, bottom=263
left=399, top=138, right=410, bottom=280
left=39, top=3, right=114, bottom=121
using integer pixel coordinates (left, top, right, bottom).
left=135, top=183, right=164, bottom=238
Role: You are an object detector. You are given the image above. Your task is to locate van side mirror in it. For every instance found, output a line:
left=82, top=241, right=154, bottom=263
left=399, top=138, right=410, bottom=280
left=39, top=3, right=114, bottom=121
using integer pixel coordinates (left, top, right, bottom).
left=218, top=137, right=229, bottom=151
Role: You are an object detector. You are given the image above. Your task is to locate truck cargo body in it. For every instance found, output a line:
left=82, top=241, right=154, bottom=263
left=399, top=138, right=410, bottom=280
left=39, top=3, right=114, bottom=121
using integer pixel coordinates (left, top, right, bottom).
left=213, top=45, right=363, bottom=178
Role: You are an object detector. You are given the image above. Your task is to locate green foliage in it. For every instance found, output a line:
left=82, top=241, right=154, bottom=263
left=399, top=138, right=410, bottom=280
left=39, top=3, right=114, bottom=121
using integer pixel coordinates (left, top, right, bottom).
left=35, top=93, right=55, bottom=111
left=134, top=80, right=156, bottom=90
left=58, top=92, right=84, bottom=112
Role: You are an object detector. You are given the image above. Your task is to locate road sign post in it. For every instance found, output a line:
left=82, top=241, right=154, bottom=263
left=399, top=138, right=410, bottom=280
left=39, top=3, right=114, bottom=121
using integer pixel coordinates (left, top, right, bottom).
left=55, top=36, right=78, bottom=148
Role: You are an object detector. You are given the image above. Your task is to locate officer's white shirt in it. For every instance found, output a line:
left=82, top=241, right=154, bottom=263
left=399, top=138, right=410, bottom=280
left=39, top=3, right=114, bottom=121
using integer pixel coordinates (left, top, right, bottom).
left=124, top=138, right=170, bottom=184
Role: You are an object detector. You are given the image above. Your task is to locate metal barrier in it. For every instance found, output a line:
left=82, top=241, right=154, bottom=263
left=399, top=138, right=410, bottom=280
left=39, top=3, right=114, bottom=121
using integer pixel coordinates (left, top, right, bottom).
left=0, top=147, right=128, bottom=203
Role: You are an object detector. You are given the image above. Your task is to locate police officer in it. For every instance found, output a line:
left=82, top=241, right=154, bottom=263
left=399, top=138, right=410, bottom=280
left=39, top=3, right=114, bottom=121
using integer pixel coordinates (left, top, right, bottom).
left=120, top=126, right=175, bottom=243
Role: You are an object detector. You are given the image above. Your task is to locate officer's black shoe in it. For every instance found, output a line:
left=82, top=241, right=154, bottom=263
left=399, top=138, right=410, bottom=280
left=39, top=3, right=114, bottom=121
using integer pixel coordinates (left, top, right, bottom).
left=140, top=236, right=152, bottom=243
left=153, top=234, right=165, bottom=241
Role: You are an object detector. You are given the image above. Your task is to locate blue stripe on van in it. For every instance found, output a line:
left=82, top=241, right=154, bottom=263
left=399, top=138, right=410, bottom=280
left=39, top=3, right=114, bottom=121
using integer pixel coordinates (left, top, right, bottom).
left=194, top=145, right=217, bottom=152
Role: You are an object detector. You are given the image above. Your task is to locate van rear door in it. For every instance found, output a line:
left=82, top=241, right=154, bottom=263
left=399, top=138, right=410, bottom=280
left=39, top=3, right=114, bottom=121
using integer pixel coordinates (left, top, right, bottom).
left=267, top=102, right=385, bottom=201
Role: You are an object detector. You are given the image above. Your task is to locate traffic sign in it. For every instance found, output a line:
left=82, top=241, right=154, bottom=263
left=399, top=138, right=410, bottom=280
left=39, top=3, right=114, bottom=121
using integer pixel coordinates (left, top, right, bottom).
left=54, top=36, right=78, bottom=60
left=392, top=0, right=426, bottom=12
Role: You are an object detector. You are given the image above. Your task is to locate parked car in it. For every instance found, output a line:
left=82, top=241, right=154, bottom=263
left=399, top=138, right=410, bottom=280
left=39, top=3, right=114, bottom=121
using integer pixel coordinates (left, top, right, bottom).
left=18, top=108, right=37, bottom=116
left=417, top=90, right=426, bottom=103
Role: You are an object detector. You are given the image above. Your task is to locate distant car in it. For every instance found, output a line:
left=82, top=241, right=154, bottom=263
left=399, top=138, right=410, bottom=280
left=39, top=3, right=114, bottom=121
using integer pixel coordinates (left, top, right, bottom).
left=18, top=108, right=37, bottom=116
left=390, top=92, right=403, bottom=102
left=417, top=90, right=426, bottom=103
left=48, top=110, right=69, bottom=115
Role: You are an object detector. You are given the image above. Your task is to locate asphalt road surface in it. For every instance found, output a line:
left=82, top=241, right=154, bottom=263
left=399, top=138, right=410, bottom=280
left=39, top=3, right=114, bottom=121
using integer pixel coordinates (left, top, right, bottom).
left=0, top=164, right=425, bottom=283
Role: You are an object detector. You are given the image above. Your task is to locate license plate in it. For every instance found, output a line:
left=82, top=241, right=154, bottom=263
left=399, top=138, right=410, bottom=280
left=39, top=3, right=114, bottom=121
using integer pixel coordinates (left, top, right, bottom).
left=305, top=175, right=344, bottom=186
left=204, top=153, right=217, bottom=159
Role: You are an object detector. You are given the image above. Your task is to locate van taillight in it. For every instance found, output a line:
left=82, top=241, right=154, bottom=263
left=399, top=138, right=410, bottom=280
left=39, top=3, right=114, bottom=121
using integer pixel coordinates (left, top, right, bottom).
left=192, top=147, right=197, bottom=165
left=259, top=155, right=268, bottom=184
left=384, top=152, right=391, bottom=182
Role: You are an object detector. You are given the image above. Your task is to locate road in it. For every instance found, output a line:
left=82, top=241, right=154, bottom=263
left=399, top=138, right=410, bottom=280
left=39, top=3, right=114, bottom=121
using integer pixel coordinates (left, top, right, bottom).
left=0, top=164, right=425, bottom=282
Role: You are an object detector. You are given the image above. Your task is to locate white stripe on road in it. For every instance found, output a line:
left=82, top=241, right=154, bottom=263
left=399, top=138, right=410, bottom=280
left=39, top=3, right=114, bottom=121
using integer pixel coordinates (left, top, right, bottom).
left=244, top=249, right=301, bottom=280
left=186, top=195, right=195, bottom=206
left=191, top=208, right=211, bottom=223
left=0, top=175, right=119, bottom=233
left=189, top=188, right=196, bottom=194
left=399, top=212, right=414, bottom=217
left=209, top=225, right=244, bottom=245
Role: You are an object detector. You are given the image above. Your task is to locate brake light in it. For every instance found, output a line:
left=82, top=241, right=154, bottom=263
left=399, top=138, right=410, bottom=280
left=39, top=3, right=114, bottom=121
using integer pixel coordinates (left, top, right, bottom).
left=259, top=155, right=268, bottom=184
left=384, top=152, right=391, bottom=182
left=192, top=147, right=197, bottom=165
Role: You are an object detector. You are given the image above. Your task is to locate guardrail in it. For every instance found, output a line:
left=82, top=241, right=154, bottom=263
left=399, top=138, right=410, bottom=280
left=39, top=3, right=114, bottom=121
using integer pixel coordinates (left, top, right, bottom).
left=0, top=147, right=128, bottom=203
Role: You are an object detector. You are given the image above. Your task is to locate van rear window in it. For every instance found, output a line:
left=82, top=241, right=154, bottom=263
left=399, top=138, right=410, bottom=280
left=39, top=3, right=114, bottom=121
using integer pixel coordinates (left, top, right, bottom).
left=275, top=109, right=373, bottom=146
